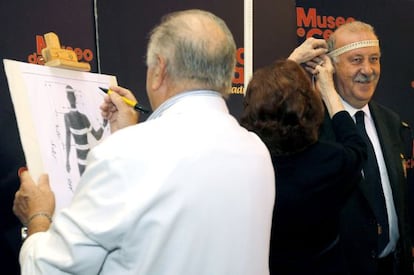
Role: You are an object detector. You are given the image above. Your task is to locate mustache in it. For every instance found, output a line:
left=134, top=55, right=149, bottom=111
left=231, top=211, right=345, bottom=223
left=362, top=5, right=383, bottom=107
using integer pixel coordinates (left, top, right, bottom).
left=354, top=73, right=377, bottom=83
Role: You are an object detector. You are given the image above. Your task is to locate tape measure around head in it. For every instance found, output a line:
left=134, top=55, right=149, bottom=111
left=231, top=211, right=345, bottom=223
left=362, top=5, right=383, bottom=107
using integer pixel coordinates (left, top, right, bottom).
left=328, top=40, right=379, bottom=58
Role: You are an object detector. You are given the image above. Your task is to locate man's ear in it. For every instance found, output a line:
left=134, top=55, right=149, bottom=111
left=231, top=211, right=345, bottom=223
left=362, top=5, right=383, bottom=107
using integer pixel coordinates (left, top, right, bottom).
left=150, top=56, right=167, bottom=91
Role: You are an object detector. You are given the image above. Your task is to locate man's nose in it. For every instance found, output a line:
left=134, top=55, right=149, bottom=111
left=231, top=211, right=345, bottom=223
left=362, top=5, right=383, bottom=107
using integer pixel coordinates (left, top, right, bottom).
left=360, top=60, right=374, bottom=75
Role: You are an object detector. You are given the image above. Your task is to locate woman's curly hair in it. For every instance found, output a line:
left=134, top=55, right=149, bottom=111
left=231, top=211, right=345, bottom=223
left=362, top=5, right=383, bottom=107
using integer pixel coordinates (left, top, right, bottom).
left=240, top=59, right=324, bottom=156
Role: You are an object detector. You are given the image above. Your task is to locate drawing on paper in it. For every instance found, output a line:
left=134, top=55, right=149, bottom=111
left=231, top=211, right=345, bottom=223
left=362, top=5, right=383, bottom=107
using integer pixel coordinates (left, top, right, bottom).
left=4, top=59, right=116, bottom=211
left=64, top=84, right=108, bottom=176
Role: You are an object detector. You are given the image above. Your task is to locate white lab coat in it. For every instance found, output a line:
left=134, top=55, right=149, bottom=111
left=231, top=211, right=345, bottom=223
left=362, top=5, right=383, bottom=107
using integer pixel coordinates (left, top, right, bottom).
left=20, top=90, right=275, bottom=275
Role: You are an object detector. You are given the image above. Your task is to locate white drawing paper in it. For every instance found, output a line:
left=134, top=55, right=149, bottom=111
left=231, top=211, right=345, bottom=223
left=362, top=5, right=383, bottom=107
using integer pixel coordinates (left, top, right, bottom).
left=4, top=59, right=117, bottom=212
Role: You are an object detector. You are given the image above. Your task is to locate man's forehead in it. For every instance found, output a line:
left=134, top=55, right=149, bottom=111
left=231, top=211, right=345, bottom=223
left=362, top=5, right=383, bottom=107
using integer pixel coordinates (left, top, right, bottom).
left=329, top=30, right=379, bottom=58
left=335, top=29, right=377, bottom=47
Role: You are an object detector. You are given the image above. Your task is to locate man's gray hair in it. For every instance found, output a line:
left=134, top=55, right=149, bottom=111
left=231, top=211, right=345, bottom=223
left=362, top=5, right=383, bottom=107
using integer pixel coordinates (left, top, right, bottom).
left=146, top=9, right=237, bottom=96
left=327, top=21, right=378, bottom=63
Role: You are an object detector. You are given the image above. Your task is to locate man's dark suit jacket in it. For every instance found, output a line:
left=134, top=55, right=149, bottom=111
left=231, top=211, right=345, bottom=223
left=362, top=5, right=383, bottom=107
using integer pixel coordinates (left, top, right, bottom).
left=319, top=100, right=413, bottom=275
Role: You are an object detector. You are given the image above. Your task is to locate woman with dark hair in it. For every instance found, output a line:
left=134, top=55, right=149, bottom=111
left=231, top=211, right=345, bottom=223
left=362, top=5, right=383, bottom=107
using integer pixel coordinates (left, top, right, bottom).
left=240, top=57, right=367, bottom=274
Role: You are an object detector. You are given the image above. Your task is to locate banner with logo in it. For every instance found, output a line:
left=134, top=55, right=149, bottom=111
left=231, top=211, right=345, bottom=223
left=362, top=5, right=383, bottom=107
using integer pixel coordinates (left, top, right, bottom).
left=1, top=2, right=412, bottom=273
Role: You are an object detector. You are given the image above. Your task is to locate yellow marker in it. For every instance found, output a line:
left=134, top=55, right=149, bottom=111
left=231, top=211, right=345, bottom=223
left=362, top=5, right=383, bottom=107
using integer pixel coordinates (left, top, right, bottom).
left=99, top=87, right=150, bottom=114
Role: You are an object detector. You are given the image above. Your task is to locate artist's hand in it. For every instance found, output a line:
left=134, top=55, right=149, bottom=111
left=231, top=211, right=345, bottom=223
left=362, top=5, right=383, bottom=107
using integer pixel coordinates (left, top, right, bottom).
left=100, top=86, right=139, bottom=133
left=288, top=37, right=328, bottom=64
left=13, top=168, right=55, bottom=236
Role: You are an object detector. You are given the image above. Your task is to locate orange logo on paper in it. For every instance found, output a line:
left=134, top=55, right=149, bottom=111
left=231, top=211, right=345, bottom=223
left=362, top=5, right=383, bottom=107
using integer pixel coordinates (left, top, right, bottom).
left=27, top=35, right=94, bottom=65
left=296, top=7, right=355, bottom=39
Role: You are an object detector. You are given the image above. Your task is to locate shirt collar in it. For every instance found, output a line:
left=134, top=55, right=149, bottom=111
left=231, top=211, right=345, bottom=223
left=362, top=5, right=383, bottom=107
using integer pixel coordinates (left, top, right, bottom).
left=340, top=97, right=372, bottom=121
left=148, top=90, right=222, bottom=120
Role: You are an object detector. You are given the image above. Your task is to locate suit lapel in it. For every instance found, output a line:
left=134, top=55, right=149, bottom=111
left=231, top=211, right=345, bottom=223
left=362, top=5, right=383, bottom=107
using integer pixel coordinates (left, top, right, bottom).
left=319, top=103, right=405, bottom=213
left=365, top=102, right=405, bottom=213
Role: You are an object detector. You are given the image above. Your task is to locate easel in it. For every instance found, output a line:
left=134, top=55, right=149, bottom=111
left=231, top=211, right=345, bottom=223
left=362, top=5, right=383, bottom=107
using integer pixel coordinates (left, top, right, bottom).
left=41, top=32, right=91, bottom=71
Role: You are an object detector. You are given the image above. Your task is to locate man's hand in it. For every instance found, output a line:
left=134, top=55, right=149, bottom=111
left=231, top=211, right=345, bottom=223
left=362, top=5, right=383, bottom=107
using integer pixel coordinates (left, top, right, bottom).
left=13, top=169, right=55, bottom=236
left=100, top=86, right=140, bottom=133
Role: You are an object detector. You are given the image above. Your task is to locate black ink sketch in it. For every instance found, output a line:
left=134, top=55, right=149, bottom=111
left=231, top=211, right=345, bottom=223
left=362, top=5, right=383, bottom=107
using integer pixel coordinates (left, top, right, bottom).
left=64, top=85, right=108, bottom=176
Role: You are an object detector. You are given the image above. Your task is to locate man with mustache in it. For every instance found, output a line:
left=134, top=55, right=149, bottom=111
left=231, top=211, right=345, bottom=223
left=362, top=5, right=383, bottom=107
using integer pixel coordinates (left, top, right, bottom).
left=314, top=21, right=413, bottom=274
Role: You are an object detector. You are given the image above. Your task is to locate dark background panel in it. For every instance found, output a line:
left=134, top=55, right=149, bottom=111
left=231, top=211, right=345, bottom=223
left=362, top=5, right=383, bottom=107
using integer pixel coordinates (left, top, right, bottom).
left=96, top=0, right=245, bottom=119
left=253, top=0, right=297, bottom=69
